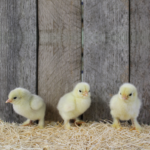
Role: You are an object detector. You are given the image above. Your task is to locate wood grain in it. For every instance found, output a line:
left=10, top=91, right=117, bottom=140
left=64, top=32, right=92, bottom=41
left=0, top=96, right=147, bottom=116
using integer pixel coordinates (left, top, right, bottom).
left=38, top=0, right=82, bottom=121
left=0, top=0, right=37, bottom=123
left=83, top=0, right=129, bottom=121
left=130, top=0, right=150, bottom=124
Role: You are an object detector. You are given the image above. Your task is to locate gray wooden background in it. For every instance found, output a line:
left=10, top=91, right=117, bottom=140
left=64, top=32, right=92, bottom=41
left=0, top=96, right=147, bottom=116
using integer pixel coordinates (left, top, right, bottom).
left=0, top=0, right=150, bottom=124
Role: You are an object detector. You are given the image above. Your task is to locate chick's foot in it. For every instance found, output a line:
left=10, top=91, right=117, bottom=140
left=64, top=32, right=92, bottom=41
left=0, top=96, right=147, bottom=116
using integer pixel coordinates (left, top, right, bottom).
left=38, top=125, right=44, bottom=129
left=112, top=122, right=121, bottom=129
left=135, top=125, right=142, bottom=132
left=22, top=119, right=31, bottom=126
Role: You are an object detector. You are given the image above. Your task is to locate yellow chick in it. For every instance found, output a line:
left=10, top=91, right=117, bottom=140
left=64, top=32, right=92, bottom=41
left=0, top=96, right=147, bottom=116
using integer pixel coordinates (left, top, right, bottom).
left=57, top=82, right=91, bottom=129
left=6, top=87, right=46, bottom=128
left=110, top=83, right=142, bottom=131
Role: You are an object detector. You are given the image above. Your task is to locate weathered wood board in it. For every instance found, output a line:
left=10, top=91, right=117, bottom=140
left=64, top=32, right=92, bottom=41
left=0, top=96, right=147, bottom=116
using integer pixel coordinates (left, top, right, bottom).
left=0, top=0, right=37, bottom=123
left=83, top=0, right=129, bottom=121
left=38, top=0, right=82, bottom=121
left=130, top=0, right=150, bottom=124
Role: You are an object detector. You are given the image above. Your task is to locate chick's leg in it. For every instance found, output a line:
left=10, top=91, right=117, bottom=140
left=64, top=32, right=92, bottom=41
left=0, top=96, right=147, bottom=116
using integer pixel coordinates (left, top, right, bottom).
left=38, top=118, right=44, bottom=129
left=112, top=118, right=121, bottom=129
left=22, top=119, right=31, bottom=126
left=131, top=118, right=142, bottom=132
left=64, top=119, right=71, bottom=129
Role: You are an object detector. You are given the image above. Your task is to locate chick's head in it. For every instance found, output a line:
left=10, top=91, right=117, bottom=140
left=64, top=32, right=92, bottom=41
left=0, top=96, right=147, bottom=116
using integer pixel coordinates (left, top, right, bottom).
left=118, top=83, right=137, bottom=102
left=73, top=82, right=90, bottom=98
left=6, top=88, right=31, bottom=104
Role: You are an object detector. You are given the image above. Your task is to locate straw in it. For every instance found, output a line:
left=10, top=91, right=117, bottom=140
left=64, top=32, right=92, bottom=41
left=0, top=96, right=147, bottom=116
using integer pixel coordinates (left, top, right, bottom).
left=0, top=119, right=150, bottom=149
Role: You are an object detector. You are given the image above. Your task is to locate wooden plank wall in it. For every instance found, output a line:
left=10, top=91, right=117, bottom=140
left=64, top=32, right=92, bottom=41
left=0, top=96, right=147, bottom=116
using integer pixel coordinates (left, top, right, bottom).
left=0, top=0, right=37, bottom=123
left=83, top=0, right=129, bottom=121
left=38, top=0, right=82, bottom=121
left=130, top=0, right=150, bottom=124
left=0, top=0, right=150, bottom=124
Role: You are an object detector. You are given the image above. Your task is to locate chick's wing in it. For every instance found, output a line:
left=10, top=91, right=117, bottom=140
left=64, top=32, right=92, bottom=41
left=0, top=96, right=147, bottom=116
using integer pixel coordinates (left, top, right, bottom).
left=30, top=95, right=44, bottom=110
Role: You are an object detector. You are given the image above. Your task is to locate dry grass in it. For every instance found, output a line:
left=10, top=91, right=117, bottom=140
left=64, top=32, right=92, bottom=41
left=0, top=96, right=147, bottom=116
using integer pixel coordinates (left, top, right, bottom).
left=0, top=120, right=150, bottom=150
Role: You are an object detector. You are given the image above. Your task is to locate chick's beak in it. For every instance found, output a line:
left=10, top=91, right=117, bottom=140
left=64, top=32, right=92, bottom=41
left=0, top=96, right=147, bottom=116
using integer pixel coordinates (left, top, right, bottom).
left=122, top=95, right=128, bottom=100
left=83, top=91, right=88, bottom=96
left=6, top=99, right=12, bottom=103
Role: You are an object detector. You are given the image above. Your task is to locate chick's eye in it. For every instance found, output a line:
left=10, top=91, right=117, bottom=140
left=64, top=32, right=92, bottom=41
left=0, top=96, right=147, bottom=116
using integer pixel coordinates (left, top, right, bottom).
left=129, top=93, right=132, bottom=96
left=13, top=97, right=17, bottom=99
left=79, top=90, right=82, bottom=93
left=120, top=93, right=121, bottom=95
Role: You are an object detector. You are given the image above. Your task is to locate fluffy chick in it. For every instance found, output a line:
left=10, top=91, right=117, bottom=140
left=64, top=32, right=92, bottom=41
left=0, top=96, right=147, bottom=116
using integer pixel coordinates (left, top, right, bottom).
left=110, top=83, right=142, bottom=131
left=57, top=82, right=91, bottom=129
left=6, top=88, right=46, bottom=128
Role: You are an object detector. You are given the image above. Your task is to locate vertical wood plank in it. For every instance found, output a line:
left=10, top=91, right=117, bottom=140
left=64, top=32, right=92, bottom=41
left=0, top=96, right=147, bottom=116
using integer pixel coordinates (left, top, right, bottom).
left=83, top=0, right=129, bottom=121
left=130, top=0, right=150, bottom=124
left=38, top=0, right=82, bottom=121
left=0, top=0, right=37, bottom=122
